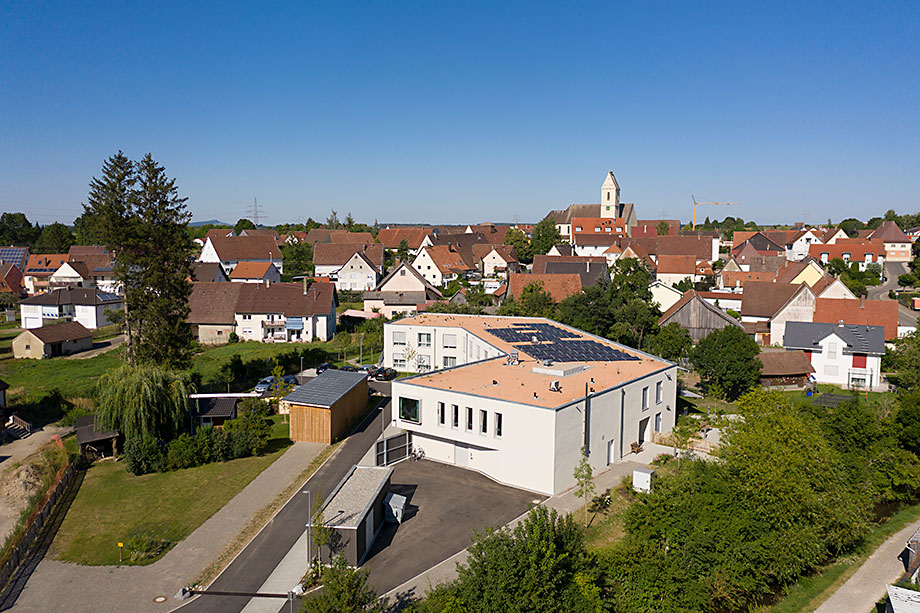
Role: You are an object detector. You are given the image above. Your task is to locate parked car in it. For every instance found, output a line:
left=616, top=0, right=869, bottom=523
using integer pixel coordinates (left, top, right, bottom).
left=316, top=363, right=337, bottom=374
left=374, top=367, right=398, bottom=381
left=340, top=365, right=359, bottom=372
left=357, top=364, right=377, bottom=373
left=254, top=375, right=299, bottom=395
left=253, top=376, right=275, bottom=394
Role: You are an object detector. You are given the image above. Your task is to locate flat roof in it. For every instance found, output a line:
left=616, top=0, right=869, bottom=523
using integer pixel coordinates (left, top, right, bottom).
left=393, top=314, right=671, bottom=409
left=320, top=466, right=393, bottom=529
left=282, top=370, right=367, bottom=408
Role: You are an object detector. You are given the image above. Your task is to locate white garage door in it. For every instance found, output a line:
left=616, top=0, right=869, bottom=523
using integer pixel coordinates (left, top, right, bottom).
left=24, top=317, right=40, bottom=329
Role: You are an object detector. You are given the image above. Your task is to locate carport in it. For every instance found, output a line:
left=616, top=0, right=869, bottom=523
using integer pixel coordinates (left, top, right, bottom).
left=281, top=370, right=369, bottom=443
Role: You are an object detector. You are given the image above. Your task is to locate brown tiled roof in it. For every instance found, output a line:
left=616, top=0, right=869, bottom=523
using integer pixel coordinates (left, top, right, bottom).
left=423, top=245, right=474, bottom=274
left=239, top=228, right=280, bottom=239
left=632, top=219, right=680, bottom=238
left=532, top=255, right=605, bottom=274
left=313, top=243, right=383, bottom=268
left=657, top=255, right=698, bottom=275
left=188, top=282, right=243, bottom=324
left=757, top=350, right=815, bottom=377
left=619, top=236, right=714, bottom=259
left=229, top=261, right=276, bottom=279
left=467, top=224, right=511, bottom=244
left=543, top=204, right=602, bottom=224
left=69, top=253, right=115, bottom=275
left=868, top=221, right=910, bottom=243
left=740, top=281, right=801, bottom=318
left=813, top=297, right=898, bottom=340
left=24, top=253, right=69, bottom=276
left=659, top=290, right=742, bottom=327
left=26, top=321, right=92, bottom=343
left=507, top=273, right=582, bottom=302
left=332, top=231, right=374, bottom=244
left=428, top=232, right=488, bottom=267
left=68, top=245, right=108, bottom=256
left=721, top=270, right=780, bottom=287
left=190, top=262, right=227, bottom=282
left=236, top=282, right=335, bottom=317
left=377, top=227, right=434, bottom=249
left=203, top=228, right=234, bottom=241
left=471, top=244, right=518, bottom=265
left=208, top=235, right=282, bottom=261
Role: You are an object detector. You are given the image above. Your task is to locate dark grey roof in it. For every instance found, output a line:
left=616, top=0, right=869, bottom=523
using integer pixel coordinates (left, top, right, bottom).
left=74, top=415, right=120, bottom=445
left=20, top=287, right=122, bottom=306
left=195, top=397, right=238, bottom=419
left=283, top=370, right=367, bottom=408
left=362, top=290, right=434, bottom=305
left=542, top=261, right=609, bottom=287
left=783, top=321, right=885, bottom=355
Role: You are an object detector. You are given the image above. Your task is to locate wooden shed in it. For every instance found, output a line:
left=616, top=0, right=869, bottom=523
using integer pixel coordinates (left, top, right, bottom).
left=281, top=370, right=369, bottom=443
left=757, top=350, right=815, bottom=388
left=658, top=290, right=743, bottom=342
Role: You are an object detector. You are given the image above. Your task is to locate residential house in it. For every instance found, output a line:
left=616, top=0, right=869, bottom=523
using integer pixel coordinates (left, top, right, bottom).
left=658, top=290, right=742, bottom=342
left=821, top=227, right=849, bottom=244
left=739, top=281, right=802, bottom=345
left=194, top=228, right=234, bottom=248
left=865, top=221, right=912, bottom=262
left=809, top=239, right=885, bottom=271
left=198, top=234, right=283, bottom=275
left=757, top=350, right=815, bottom=388
left=731, top=232, right=785, bottom=256
left=813, top=297, right=899, bottom=341
left=304, top=228, right=375, bottom=245
left=238, top=228, right=281, bottom=243
left=191, top=262, right=230, bottom=283
left=696, top=291, right=743, bottom=313
left=546, top=244, right=575, bottom=256
left=649, top=281, right=684, bottom=312
left=22, top=254, right=69, bottom=295
left=768, top=276, right=857, bottom=344
left=234, top=281, right=336, bottom=342
left=471, top=244, right=519, bottom=278
left=570, top=217, right=628, bottom=256
left=905, top=227, right=920, bottom=243
left=0, top=264, right=23, bottom=297
left=12, top=321, right=93, bottom=359
left=632, top=219, right=681, bottom=238
left=412, top=245, right=474, bottom=287
left=617, top=235, right=720, bottom=263
left=363, top=262, right=443, bottom=318
left=194, top=398, right=238, bottom=427
left=19, top=287, right=122, bottom=330
left=376, top=227, right=435, bottom=255
left=466, top=223, right=510, bottom=244
left=721, top=249, right=787, bottom=274
left=314, top=243, right=382, bottom=281
left=783, top=321, right=885, bottom=390
left=783, top=228, right=826, bottom=261
left=656, top=255, right=708, bottom=286
left=544, top=171, right=637, bottom=241
left=49, top=254, right=119, bottom=293
left=386, top=313, right=677, bottom=495
left=229, top=261, right=281, bottom=284
left=0, top=246, right=30, bottom=272
left=332, top=251, right=383, bottom=292
left=188, top=282, right=244, bottom=344
left=541, top=260, right=608, bottom=287
left=507, top=273, right=583, bottom=302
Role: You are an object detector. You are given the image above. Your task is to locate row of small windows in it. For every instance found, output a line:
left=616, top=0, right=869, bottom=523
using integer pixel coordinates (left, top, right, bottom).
left=393, top=354, right=457, bottom=370
left=392, top=331, right=457, bottom=349
left=641, top=381, right=664, bottom=410
left=397, top=398, right=503, bottom=438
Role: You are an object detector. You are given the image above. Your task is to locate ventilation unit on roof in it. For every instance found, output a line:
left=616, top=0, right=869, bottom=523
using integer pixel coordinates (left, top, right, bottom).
left=549, top=380, right=561, bottom=392
left=506, top=350, right=519, bottom=366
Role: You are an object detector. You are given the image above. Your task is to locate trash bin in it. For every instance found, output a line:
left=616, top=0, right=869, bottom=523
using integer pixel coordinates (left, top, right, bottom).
left=384, top=492, right=407, bottom=523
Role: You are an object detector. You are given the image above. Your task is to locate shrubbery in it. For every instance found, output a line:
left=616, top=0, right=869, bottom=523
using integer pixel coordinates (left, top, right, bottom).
left=124, top=411, right=271, bottom=475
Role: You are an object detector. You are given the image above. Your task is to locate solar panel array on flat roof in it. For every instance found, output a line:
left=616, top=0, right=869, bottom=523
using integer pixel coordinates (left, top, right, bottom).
left=487, top=322, right=641, bottom=363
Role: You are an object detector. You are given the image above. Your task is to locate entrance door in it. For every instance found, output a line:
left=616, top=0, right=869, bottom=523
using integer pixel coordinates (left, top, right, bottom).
left=638, top=417, right=650, bottom=445
left=455, top=442, right=468, bottom=467
left=607, top=439, right=617, bottom=465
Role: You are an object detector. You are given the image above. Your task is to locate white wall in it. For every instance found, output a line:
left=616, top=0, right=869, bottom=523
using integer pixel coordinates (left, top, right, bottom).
left=412, top=250, right=444, bottom=287
left=770, top=289, right=814, bottom=347
left=383, top=322, right=502, bottom=372
left=808, top=333, right=883, bottom=390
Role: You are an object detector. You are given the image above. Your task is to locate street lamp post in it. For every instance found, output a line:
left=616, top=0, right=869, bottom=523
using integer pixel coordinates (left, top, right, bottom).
left=304, top=489, right=312, bottom=568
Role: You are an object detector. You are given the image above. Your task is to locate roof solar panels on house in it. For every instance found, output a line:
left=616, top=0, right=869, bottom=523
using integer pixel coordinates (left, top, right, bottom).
left=0, top=247, right=28, bottom=268
left=489, top=322, right=640, bottom=363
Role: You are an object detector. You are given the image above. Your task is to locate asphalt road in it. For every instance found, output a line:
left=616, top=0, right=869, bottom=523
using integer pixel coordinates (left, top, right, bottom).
left=176, top=396, right=391, bottom=613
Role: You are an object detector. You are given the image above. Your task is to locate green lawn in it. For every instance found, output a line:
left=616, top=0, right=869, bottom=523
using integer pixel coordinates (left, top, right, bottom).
left=762, top=502, right=920, bottom=612
left=50, top=416, right=292, bottom=566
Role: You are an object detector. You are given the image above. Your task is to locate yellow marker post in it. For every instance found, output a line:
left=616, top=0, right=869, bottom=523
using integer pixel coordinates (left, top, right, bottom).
left=118, top=542, right=123, bottom=563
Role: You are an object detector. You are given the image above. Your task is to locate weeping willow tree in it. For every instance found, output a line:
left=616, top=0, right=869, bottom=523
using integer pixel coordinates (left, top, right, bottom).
left=95, top=364, right=194, bottom=442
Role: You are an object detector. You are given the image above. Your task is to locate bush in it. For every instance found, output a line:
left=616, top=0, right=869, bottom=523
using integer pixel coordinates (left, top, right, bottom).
left=124, top=437, right=165, bottom=475
left=125, top=534, right=170, bottom=562
left=224, top=411, right=270, bottom=457
left=228, top=331, right=239, bottom=344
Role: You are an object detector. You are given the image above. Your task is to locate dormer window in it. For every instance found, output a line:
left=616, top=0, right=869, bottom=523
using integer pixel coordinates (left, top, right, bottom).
left=575, top=226, right=582, bottom=232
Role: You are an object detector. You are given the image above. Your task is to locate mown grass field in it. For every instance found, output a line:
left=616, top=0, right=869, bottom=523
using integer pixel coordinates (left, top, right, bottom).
left=50, top=415, right=292, bottom=566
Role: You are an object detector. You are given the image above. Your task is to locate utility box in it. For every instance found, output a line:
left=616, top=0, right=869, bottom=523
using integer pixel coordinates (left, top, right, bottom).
left=384, top=492, right=407, bottom=523
left=633, top=468, right=655, bottom=493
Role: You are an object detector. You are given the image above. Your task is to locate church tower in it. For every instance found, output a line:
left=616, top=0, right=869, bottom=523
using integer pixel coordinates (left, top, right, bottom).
left=601, top=171, right=620, bottom=218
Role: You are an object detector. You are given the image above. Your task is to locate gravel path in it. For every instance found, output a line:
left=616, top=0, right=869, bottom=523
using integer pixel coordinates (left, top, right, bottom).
left=5, top=442, right=324, bottom=613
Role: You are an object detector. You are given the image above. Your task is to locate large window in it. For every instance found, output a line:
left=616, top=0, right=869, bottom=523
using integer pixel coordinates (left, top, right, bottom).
left=417, top=354, right=431, bottom=371
left=393, top=354, right=406, bottom=369
left=466, top=407, right=473, bottom=431
left=443, top=334, right=457, bottom=349
left=437, top=402, right=445, bottom=426
left=452, top=404, right=459, bottom=428
left=642, top=386, right=649, bottom=410
left=494, top=412, right=503, bottom=438
left=480, top=409, right=488, bottom=434
left=393, top=331, right=406, bottom=346
left=443, top=356, right=457, bottom=368
left=656, top=381, right=663, bottom=404
left=418, top=332, right=432, bottom=347
left=399, top=397, right=421, bottom=424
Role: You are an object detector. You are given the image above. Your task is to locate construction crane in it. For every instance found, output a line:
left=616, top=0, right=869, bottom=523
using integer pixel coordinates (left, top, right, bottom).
left=691, top=196, right=738, bottom=230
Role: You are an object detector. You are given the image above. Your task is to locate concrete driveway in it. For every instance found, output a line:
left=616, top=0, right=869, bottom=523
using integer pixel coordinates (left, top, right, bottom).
left=361, top=459, right=544, bottom=595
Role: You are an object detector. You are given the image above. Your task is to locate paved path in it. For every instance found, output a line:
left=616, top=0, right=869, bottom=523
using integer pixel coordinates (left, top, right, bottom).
left=814, top=520, right=920, bottom=613
left=175, top=398, right=391, bottom=613
left=382, top=443, right=669, bottom=601
left=65, top=334, right=126, bottom=359
left=5, top=442, right=324, bottom=613
left=0, top=425, right=71, bottom=476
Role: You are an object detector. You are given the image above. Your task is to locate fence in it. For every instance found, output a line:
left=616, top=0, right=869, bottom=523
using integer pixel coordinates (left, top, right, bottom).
left=0, top=460, right=78, bottom=590
left=375, top=432, right=412, bottom=466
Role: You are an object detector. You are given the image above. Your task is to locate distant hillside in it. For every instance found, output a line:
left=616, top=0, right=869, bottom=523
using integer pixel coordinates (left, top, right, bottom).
left=190, top=219, right=230, bottom=227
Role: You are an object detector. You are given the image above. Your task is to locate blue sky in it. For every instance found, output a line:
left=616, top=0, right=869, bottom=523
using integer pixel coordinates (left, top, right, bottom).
left=2, top=1, right=918, bottom=226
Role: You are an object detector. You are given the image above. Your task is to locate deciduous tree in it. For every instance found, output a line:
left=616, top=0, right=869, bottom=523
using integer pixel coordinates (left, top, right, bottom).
left=531, top=218, right=562, bottom=256
left=690, top=326, right=760, bottom=400
left=95, top=364, right=193, bottom=442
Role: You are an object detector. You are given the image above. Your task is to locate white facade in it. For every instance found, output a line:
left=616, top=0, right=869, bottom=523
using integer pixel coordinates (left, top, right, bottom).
left=572, top=244, right=610, bottom=257
left=650, top=281, right=683, bottom=312
left=20, top=301, right=119, bottom=330
left=481, top=249, right=515, bottom=278
left=392, top=356, right=677, bottom=496
left=334, top=253, right=380, bottom=292
left=786, top=230, right=824, bottom=261
left=386, top=315, right=678, bottom=495
left=412, top=249, right=447, bottom=287
left=198, top=238, right=283, bottom=275
left=235, top=309, right=335, bottom=343
left=804, top=333, right=882, bottom=391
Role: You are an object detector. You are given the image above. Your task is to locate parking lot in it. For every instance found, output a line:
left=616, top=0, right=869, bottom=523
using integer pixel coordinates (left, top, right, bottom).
left=361, top=459, right=545, bottom=594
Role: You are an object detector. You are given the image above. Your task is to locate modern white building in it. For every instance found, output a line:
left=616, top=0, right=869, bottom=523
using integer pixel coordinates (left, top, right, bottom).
left=20, top=287, right=122, bottom=330
left=387, top=314, right=678, bottom=495
left=783, top=321, right=885, bottom=390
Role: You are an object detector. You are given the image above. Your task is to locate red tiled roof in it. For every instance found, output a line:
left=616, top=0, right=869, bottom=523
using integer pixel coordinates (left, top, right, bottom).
left=740, top=281, right=801, bottom=318
left=813, top=297, right=898, bottom=340
left=229, top=261, right=275, bottom=279
left=508, top=273, right=582, bottom=302
left=377, top=227, right=435, bottom=250
left=24, top=254, right=69, bottom=276
left=657, top=255, right=698, bottom=275
left=632, top=219, right=680, bottom=238
left=422, top=245, right=474, bottom=274
left=808, top=239, right=884, bottom=262
left=313, top=243, right=383, bottom=268
left=471, top=244, right=518, bottom=264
